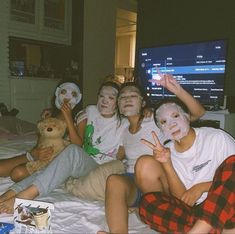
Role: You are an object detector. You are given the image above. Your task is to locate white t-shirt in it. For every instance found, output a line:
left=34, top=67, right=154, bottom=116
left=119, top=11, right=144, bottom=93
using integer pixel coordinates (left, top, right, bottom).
left=121, top=116, right=164, bottom=173
left=167, top=127, right=235, bottom=204
left=76, top=105, right=128, bottom=164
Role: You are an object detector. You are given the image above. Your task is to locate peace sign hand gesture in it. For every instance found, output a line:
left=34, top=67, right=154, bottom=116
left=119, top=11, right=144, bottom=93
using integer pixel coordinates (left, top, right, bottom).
left=148, top=66, right=182, bottom=96
left=141, top=131, right=171, bottom=163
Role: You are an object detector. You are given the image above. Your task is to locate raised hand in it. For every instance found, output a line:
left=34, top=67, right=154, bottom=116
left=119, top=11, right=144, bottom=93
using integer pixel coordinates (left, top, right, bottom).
left=148, top=66, right=182, bottom=95
left=141, top=131, right=171, bottom=163
left=60, top=102, right=73, bottom=122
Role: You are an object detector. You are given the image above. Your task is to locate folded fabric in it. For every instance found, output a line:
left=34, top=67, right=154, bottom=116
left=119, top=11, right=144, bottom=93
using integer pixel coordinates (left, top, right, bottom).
left=65, top=160, right=125, bottom=201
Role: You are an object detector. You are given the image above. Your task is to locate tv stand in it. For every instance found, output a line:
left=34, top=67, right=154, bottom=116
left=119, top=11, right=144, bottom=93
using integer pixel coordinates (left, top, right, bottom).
left=192, top=110, right=235, bottom=138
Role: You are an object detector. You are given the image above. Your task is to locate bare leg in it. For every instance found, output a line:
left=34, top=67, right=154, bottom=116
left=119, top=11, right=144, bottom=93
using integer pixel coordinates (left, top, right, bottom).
left=0, top=185, right=39, bottom=214
left=0, top=154, right=28, bottom=177
left=222, top=228, right=235, bottom=234
left=187, top=220, right=235, bottom=234
left=104, top=174, right=137, bottom=234
left=187, top=220, right=212, bottom=233
left=135, top=155, right=169, bottom=193
left=10, top=164, right=30, bottom=182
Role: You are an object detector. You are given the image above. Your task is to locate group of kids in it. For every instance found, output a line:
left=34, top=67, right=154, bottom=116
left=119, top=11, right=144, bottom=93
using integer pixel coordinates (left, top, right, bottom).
left=0, top=72, right=234, bottom=234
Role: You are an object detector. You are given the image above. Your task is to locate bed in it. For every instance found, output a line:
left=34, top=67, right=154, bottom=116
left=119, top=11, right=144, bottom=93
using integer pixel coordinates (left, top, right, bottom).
left=0, top=116, right=157, bottom=233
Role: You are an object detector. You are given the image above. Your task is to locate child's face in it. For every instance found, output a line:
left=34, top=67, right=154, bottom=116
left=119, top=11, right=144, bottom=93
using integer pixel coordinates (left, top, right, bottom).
left=55, top=82, right=82, bottom=109
left=155, top=103, right=190, bottom=142
left=97, top=86, right=118, bottom=116
left=118, top=86, right=143, bottom=117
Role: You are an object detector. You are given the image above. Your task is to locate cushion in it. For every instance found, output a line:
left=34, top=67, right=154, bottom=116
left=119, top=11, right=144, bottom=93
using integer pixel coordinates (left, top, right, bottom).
left=65, top=160, right=125, bottom=201
left=0, top=116, right=37, bottom=136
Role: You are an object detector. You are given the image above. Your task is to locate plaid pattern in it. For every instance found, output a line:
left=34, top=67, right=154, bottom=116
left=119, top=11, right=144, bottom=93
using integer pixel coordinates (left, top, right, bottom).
left=139, top=155, right=235, bottom=234
left=196, top=155, right=235, bottom=230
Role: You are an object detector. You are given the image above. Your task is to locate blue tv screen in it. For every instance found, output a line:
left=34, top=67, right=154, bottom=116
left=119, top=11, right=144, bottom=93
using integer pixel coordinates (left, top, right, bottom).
left=137, top=39, right=228, bottom=108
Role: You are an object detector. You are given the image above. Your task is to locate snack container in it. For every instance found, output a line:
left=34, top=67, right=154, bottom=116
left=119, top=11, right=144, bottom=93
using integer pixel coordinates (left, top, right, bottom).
left=13, top=198, right=54, bottom=234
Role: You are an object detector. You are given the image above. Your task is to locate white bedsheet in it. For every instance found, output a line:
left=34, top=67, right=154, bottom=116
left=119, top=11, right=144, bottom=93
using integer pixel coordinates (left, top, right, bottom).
left=0, top=134, right=37, bottom=158
left=0, top=135, right=157, bottom=233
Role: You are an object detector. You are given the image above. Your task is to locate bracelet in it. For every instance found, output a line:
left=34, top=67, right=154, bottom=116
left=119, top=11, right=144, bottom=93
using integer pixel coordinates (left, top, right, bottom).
left=26, top=151, right=34, bottom=161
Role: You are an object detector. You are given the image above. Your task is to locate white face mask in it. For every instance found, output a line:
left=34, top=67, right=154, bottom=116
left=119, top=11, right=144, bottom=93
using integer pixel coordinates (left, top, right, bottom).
left=55, top=82, right=82, bottom=109
left=97, top=86, right=118, bottom=116
left=118, top=86, right=143, bottom=117
left=155, top=103, right=190, bottom=142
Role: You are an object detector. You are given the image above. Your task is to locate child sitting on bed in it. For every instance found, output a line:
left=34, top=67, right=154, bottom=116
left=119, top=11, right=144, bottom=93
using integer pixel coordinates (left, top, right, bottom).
left=135, top=99, right=235, bottom=234
left=0, top=73, right=205, bottom=215
left=0, top=80, right=84, bottom=182
left=0, top=79, right=129, bottom=214
left=97, top=74, right=205, bottom=234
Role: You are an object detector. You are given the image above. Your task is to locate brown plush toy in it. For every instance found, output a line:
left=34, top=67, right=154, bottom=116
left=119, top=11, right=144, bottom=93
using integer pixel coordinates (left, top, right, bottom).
left=26, top=117, right=70, bottom=175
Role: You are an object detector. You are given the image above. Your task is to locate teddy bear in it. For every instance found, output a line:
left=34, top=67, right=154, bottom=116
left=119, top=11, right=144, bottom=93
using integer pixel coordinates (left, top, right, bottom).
left=26, top=117, right=70, bottom=175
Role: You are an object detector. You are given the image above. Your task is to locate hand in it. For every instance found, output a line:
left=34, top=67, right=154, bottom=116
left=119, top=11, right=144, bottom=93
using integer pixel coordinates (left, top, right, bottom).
left=141, top=131, right=171, bottom=163
left=60, top=103, right=73, bottom=122
left=31, top=146, right=53, bottom=161
left=149, top=67, right=182, bottom=95
left=181, top=184, right=203, bottom=207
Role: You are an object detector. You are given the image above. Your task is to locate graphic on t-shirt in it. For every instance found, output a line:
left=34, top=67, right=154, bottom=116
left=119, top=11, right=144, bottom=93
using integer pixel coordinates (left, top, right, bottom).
left=83, top=122, right=100, bottom=156
left=192, top=160, right=211, bottom=173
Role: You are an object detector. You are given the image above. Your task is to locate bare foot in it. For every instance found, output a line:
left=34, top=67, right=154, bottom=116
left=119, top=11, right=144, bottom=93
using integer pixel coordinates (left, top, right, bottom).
left=97, top=231, right=109, bottom=234
left=0, top=190, right=17, bottom=203
left=0, top=196, right=15, bottom=214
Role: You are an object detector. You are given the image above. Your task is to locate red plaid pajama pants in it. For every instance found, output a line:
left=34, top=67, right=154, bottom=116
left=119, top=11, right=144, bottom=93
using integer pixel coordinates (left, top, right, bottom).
left=139, top=155, right=235, bottom=234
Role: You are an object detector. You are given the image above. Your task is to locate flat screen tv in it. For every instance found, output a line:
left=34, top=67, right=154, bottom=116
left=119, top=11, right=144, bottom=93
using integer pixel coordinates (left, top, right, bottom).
left=137, top=39, right=228, bottom=110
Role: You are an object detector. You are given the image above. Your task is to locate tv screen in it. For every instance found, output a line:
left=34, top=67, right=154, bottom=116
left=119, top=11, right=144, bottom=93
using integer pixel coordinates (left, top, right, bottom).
left=137, top=39, right=228, bottom=109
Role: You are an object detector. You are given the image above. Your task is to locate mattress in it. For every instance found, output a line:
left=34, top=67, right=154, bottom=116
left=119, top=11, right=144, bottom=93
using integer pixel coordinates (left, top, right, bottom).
left=0, top=134, right=157, bottom=233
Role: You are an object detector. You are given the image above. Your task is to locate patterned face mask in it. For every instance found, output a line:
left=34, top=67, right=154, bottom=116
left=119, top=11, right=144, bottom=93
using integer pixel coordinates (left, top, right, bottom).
left=155, top=103, right=190, bottom=142
left=55, top=82, right=82, bottom=109
left=97, top=86, right=118, bottom=116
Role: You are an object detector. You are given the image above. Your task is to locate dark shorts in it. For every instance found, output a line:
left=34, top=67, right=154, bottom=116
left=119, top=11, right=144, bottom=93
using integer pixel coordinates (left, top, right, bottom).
left=124, top=173, right=142, bottom=207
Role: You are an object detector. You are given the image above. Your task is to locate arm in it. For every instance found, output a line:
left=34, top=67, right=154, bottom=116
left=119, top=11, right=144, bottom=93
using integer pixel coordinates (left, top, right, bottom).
left=141, top=131, right=186, bottom=199
left=181, top=181, right=212, bottom=206
left=61, top=103, right=85, bottom=146
left=116, top=146, right=125, bottom=160
left=172, top=84, right=205, bottom=122
left=150, top=73, right=205, bottom=121
left=30, top=136, right=53, bottom=161
left=161, top=160, right=186, bottom=199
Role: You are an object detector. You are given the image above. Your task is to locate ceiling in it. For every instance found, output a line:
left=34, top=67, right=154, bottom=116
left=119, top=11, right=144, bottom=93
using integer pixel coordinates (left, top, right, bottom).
left=116, top=8, right=137, bottom=36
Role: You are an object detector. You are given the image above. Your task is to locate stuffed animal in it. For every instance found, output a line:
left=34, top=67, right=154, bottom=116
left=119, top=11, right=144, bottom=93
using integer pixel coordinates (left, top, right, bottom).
left=26, top=117, right=70, bottom=175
